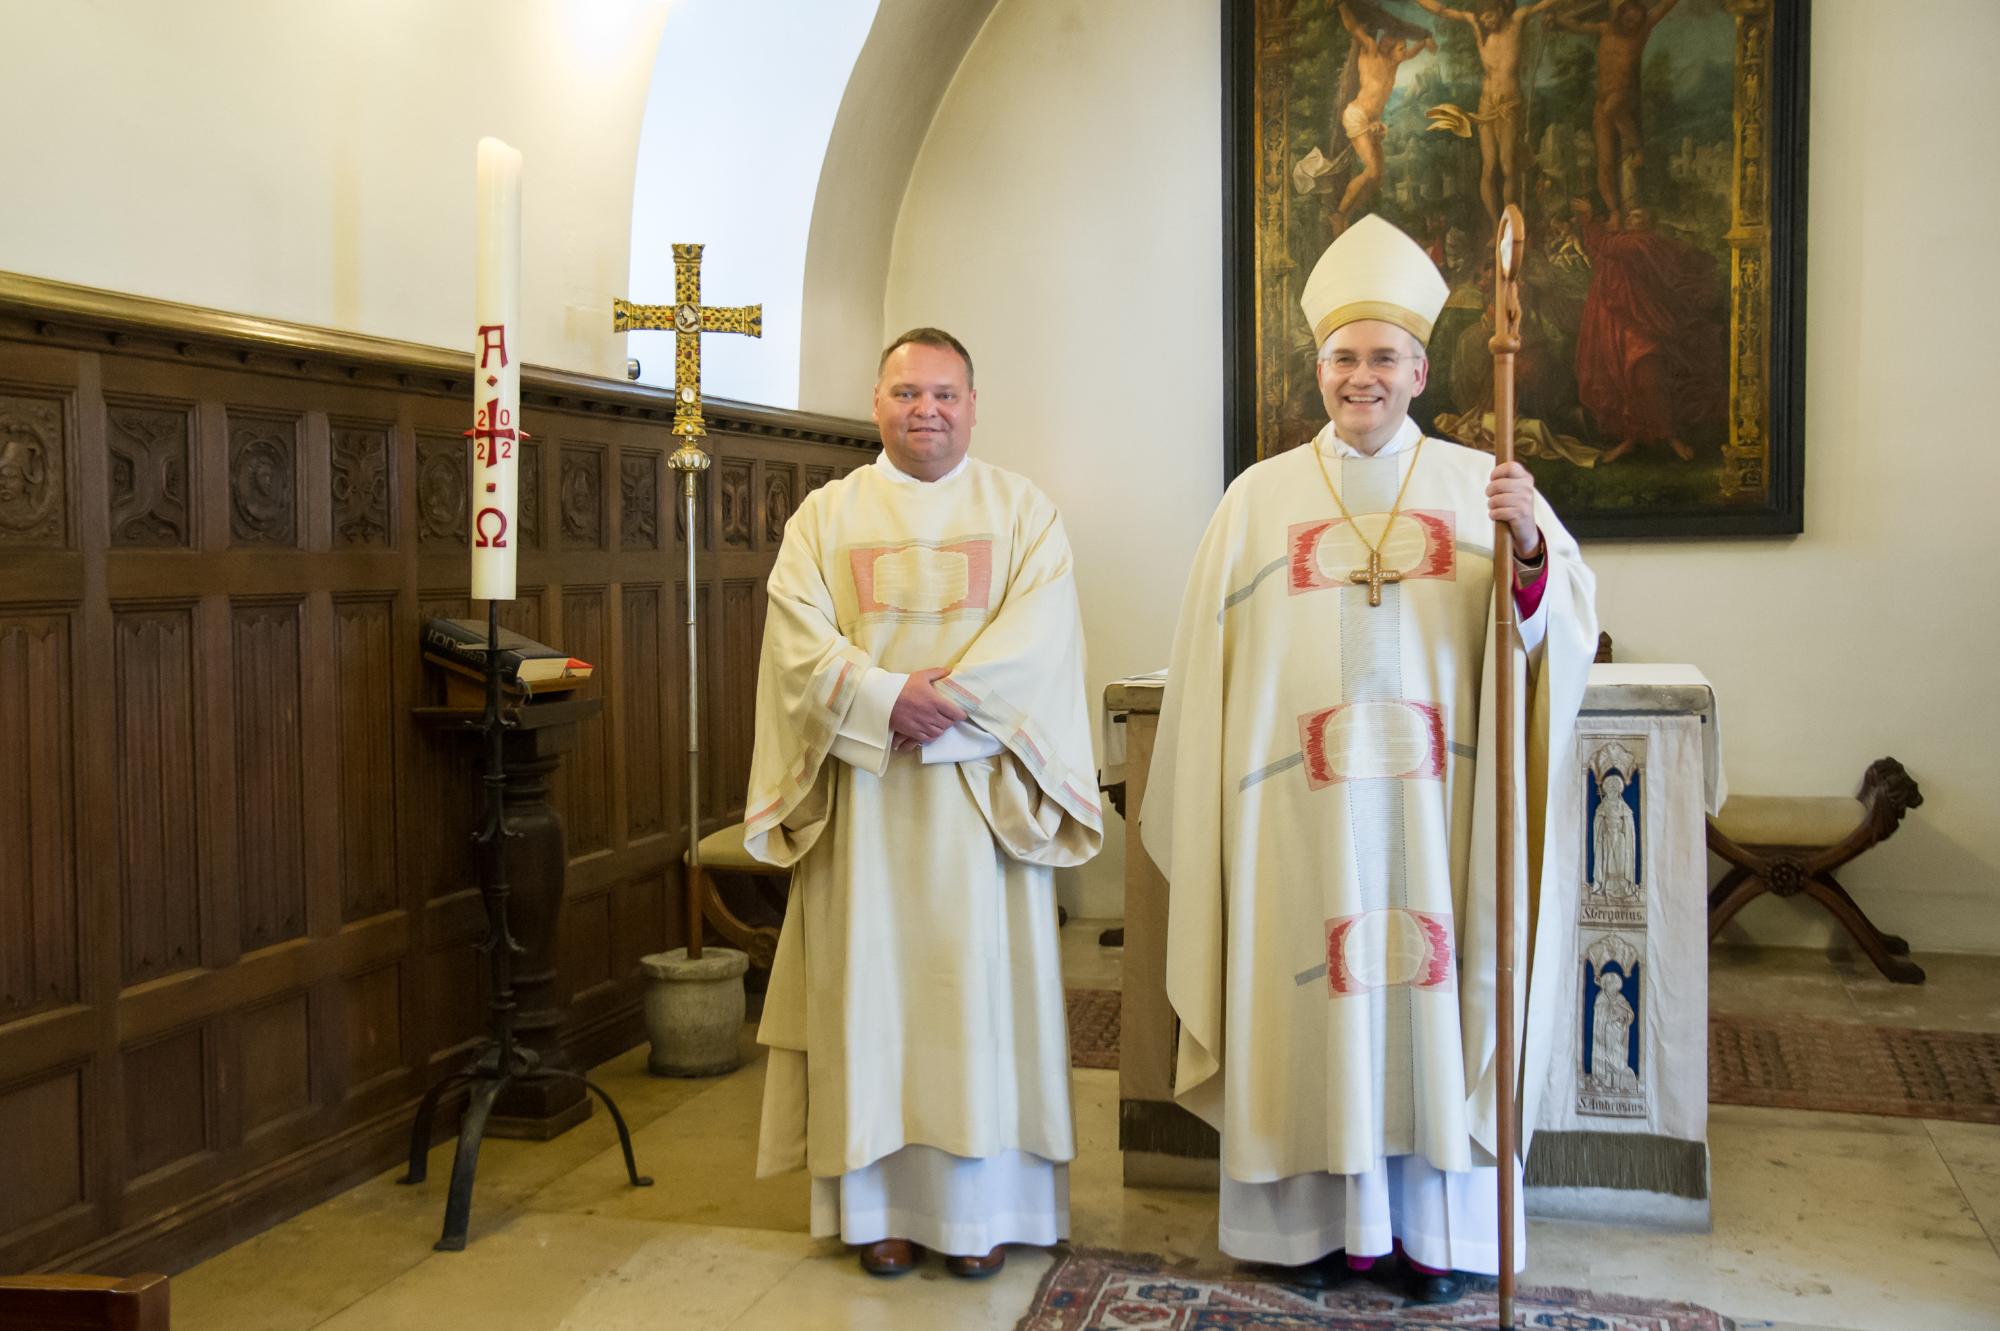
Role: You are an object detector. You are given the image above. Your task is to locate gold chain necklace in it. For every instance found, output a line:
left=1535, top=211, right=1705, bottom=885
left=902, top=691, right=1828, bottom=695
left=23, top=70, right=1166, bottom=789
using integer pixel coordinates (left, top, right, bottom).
left=1310, top=434, right=1425, bottom=607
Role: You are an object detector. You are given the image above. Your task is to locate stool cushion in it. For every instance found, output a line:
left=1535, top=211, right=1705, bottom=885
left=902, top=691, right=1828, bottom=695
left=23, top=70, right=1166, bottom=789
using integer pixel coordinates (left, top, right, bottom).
left=1714, top=795, right=1864, bottom=848
left=686, top=822, right=786, bottom=874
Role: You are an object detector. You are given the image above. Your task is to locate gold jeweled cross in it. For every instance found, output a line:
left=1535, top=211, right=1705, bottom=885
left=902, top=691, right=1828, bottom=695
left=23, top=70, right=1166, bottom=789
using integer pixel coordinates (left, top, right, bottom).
left=613, top=242, right=762, bottom=444
left=1347, top=546, right=1403, bottom=607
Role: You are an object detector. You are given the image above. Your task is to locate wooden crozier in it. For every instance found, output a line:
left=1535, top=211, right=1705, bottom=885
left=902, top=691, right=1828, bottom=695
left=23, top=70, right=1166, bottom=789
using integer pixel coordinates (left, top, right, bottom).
left=1490, top=203, right=1526, bottom=1330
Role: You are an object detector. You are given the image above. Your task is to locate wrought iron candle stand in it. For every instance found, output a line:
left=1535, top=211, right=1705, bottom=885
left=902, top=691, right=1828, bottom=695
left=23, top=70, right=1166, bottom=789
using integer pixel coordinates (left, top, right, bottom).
left=400, top=603, right=653, bottom=1252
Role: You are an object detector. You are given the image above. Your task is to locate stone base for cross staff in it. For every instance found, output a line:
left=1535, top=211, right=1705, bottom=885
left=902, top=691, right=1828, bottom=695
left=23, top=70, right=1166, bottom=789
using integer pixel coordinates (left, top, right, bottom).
left=1104, top=665, right=1725, bottom=1232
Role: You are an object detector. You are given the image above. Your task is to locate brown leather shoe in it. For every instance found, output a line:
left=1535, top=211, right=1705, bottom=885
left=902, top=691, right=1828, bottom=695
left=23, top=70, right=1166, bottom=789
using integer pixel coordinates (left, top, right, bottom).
left=944, top=1246, right=1006, bottom=1278
left=857, top=1239, right=919, bottom=1276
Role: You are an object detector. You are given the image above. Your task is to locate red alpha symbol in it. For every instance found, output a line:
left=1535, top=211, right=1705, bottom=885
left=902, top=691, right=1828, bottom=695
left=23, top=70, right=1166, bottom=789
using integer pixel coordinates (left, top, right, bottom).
left=476, top=324, right=509, bottom=368
left=474, top=507, right=509, bottom=549
left=464, top=398, right=516, bottom=466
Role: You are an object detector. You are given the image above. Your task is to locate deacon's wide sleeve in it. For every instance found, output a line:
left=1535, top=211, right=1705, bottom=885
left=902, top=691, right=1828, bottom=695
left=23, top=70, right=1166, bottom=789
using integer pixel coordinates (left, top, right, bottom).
left=1142, top=492, right=1241, bottom=1129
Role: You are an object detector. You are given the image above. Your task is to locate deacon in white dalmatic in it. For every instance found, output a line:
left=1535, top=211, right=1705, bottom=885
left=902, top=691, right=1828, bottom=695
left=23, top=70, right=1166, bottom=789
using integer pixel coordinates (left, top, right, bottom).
left=746, top=328, right=1101, bottom=1280
left=1144, top=217, right=1598, bottom=1304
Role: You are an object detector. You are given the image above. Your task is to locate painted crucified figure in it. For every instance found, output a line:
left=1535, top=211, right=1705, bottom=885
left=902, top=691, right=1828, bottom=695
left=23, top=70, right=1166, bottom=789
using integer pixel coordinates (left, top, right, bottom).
left=1332, top=0, right=1437, bottom=229
left=1554, top=0, right=1680, bottom=222
left=1414, top=0, right=1568, bottom=224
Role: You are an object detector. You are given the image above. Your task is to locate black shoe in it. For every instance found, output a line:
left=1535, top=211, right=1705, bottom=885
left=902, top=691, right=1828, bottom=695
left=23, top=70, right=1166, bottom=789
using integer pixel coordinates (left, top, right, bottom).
left=1273, top=1250, right=1350, bottom=1289
left=1403, top=1265, right=1466, bottom=1304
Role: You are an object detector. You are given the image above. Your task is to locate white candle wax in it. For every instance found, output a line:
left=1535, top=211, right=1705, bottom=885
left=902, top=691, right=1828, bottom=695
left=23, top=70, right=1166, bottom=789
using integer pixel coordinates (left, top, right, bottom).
left=469, top=136, right=523, bottom=602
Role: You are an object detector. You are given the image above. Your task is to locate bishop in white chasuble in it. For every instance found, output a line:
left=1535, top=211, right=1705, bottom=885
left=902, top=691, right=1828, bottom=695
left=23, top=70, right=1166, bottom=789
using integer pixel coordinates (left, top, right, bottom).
left=745, top=331, right=1100, bottom=1274
left=1143, top=218, right=1597, bottom=1293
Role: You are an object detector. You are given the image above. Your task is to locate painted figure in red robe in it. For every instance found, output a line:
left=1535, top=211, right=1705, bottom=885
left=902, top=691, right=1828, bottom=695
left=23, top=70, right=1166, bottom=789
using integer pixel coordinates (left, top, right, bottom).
left=1572, top=202, right=1726, bottom=463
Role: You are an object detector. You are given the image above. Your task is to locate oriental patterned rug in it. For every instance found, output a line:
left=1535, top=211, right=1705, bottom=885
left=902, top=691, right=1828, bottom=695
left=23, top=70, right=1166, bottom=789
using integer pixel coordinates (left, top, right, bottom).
left=1066, top=988, right=1121, bottom=1070
left=1708, top=1012, right=2000, bottom=1124
left=1013, top=1248, right=1729, bottom=1330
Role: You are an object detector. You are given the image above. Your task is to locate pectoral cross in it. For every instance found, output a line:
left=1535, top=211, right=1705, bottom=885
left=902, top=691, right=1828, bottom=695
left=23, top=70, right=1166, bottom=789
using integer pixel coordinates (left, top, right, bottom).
left=1348, top=547, right=1403, bottom=607
left=613, top=242, right=762, bottom=444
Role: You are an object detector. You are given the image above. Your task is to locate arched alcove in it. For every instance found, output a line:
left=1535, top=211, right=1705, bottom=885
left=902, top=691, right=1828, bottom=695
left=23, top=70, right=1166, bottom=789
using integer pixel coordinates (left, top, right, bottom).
left=626, top=0, right=998, bottom=414
left=626, top=0, right=882, bottom=408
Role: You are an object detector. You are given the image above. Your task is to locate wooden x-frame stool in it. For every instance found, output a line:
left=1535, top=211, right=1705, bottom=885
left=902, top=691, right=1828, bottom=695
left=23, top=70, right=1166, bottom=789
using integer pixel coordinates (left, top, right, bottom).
left=683, top=823, right=786, bottom=969
left=1706, top=757, right=1926, bottom=984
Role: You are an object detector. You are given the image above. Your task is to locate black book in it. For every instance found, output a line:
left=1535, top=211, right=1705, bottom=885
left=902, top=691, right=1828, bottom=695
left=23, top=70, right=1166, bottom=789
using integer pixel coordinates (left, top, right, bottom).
left=421, top=617, right=594, bottom=690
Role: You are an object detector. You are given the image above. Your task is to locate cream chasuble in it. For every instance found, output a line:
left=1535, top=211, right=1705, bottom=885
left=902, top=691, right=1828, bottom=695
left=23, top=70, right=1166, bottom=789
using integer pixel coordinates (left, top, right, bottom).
left=745, top=453, right=1101, bottom=1252
left=1143, top=419, right=1596, bottom=1269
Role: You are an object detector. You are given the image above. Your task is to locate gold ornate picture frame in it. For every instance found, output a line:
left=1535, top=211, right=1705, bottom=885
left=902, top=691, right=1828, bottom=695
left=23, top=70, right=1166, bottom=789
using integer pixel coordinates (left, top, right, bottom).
left=1222, top=0, right=1808, bottom=537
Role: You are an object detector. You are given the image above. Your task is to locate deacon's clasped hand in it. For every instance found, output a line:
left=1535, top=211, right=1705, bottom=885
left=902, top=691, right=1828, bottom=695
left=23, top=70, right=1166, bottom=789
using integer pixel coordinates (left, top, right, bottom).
left=1485, top=461, right=1543, bottom=559
left=890, top=666, right=967, bottom=751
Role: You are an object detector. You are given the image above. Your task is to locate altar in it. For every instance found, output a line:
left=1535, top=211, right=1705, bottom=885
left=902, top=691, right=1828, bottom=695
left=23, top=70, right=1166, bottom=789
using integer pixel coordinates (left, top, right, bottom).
left=1106, top=664, right=1725, bottom=1230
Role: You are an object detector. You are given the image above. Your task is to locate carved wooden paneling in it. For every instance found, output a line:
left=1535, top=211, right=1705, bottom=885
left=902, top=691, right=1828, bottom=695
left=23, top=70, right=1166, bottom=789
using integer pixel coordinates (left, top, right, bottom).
left=0, top=613, right=77, bottom=1021
left=562, top=890, right=613, bottom=1001
left=519, top=439, right=542, bottom=549
left=804, top=464, right=834, bottom=495
left=0, top=1068, right=84, bottom=1236
left=226, top=413, right=298, bottom=547
left=232, top=601, right=306, bottom=952
left=114, top=606, right=201, bottom=985
left=416, top=435, right=468, bottom=547
left=622, top=586, right=664, bottom=839
left=0, top=392, right=67, bottom=549
left=423, top=943, right=482, bottom=1060
left=123, top=1028, right=207, bottom=1180
left=719, top=581, right=762, bottom=810
left=413, top=592, right=479, bottom=903
left=762, top=462, right=796, bottom=548
left=240, top=993, right=312, bottom=1135
left=330, top=421, right=393, bottom=549
left=558, top=587, right=610, bottom=857
left=107, top=400, right=190, bottom=547
left=333, top=598, right=397, bottom=922
left=559, top=445, right=604, bottom=548
left=718, top=459, right=753, bottom=550
left=497, top=591, right=543, bottom=646
left=0, top=282, right=877, bottom=1274
left=620, top=451, right=660, bottom=551
left=343, top=964, right=402, bottom=1091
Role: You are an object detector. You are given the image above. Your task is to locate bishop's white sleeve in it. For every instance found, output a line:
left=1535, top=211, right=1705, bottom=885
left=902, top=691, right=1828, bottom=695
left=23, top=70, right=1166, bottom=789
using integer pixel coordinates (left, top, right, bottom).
left=828, top=667, right=905, bottom=775
left=919, top=720, right=1005, bottom=764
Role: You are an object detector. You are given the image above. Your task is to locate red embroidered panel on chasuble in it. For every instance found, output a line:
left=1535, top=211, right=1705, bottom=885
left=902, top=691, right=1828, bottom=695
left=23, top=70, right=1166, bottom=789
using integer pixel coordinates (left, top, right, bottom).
left=1297, top=700, right=1446, bottom=788
left=1326, top=909, right=1455, bottom=997
left=847, top=537, right=995, bottom=620
left=1287, top=510, right=1456, bottom=594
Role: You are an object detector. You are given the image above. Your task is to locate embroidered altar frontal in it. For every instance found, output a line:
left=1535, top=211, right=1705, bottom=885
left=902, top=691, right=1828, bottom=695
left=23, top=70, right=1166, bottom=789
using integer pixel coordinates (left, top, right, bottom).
left=1526, top=669, right=1726, bottom=1230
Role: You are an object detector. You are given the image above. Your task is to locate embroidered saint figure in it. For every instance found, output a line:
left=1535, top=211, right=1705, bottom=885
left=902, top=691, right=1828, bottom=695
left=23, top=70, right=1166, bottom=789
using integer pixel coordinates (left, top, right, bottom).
left=1592, top=770, right=1638, bottom=898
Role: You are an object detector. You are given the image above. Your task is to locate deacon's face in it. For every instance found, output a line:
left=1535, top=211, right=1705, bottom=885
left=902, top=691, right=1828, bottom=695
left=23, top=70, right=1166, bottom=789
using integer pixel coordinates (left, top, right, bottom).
left=872, top=342, right=976, bottom=481
left=1317, top=319, right=1429, bottom=453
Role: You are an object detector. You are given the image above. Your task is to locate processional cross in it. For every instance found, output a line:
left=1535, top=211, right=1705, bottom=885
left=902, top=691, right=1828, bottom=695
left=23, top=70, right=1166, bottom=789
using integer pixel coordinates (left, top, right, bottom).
left=612, top=243, right=761, bottom=962
left=1346, top=546, right=1403, bottom=607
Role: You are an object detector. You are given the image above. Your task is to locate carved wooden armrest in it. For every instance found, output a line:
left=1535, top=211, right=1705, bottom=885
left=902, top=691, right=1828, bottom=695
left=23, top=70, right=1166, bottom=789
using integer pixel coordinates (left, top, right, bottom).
left=1856, top=756, right=1923, bottom=844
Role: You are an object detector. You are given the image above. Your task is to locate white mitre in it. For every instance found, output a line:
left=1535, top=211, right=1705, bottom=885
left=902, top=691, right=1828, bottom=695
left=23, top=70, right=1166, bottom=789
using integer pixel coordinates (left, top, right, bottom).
left=1299, top=214, right=1450, bottom=348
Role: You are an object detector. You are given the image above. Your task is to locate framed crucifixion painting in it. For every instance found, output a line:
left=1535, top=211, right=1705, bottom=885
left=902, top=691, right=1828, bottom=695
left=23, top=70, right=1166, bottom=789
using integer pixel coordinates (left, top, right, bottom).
left=1222, top=0, right=1809, bottom=537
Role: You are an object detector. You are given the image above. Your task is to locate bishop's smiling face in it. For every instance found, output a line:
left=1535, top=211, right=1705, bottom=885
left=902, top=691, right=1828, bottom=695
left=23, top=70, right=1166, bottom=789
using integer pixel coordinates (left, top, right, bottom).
left=1316, top=318, right=1429, bottom=454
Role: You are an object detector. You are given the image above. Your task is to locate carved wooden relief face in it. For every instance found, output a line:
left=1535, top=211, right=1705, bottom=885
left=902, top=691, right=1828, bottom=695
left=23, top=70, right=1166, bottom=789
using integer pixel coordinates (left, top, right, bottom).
left=0, top=431, right=46, bottom=506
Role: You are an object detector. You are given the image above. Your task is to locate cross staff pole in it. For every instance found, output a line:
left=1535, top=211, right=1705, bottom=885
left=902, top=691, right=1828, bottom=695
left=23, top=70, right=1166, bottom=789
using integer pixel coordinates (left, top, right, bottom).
left=612, top=244, right=761, bottom=961
left=1489, top=202, right=1527, bottom=1331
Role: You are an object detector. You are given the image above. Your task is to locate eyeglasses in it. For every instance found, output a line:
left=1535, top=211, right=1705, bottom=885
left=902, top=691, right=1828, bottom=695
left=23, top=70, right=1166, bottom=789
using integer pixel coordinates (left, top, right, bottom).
left=1323, top=351, right=1424, bottom=373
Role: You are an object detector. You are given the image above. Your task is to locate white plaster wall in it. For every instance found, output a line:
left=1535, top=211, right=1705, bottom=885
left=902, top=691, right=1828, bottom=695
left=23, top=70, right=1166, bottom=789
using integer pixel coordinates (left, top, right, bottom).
left=886, top=0, right=1226, bottom=918
left=0, top=0, right=671, bottom=377
left=891, top=0, right=2000, bottom=948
